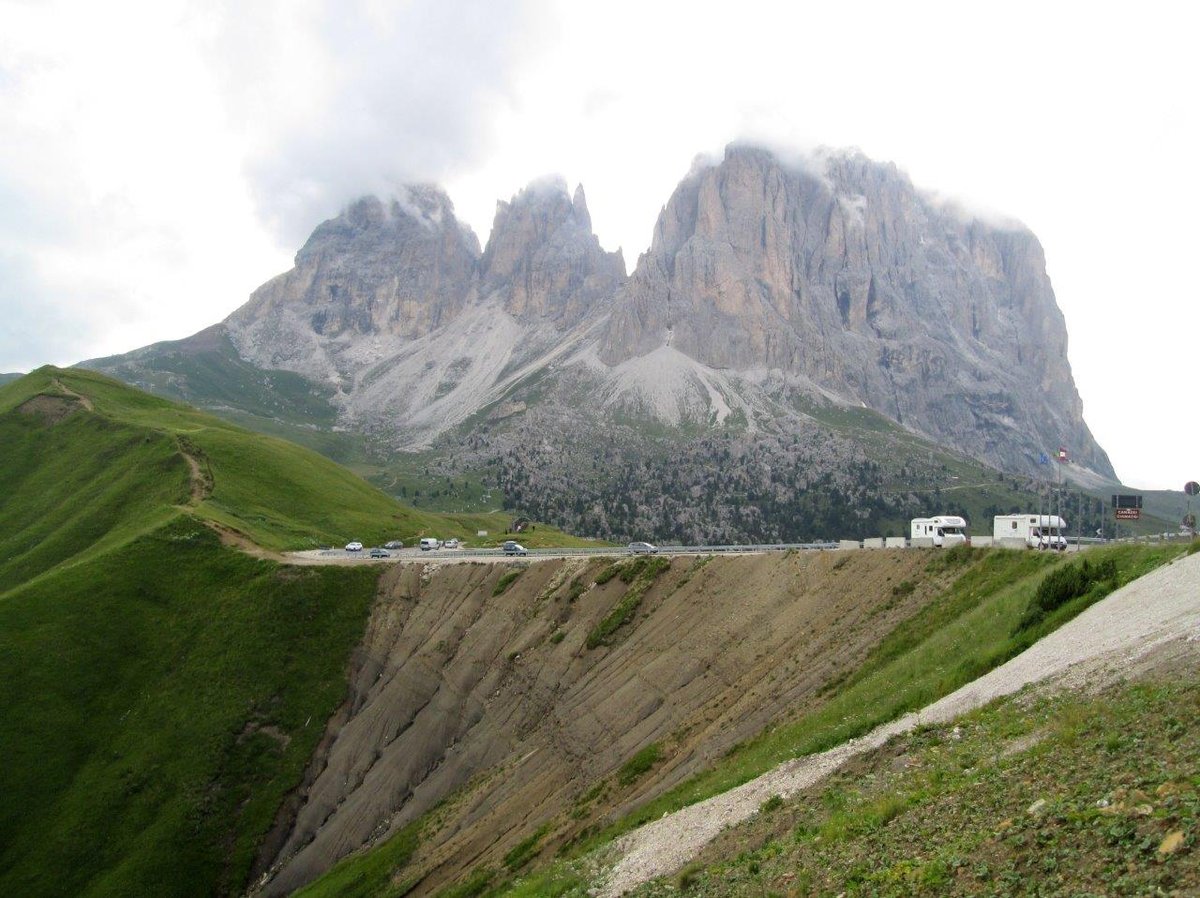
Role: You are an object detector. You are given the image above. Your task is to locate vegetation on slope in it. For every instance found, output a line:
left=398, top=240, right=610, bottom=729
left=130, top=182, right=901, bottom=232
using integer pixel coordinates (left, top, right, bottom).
left=0, top=370, right=397, bottom=896
left=0, top=517, right=380, bottom=897
left=2, top=368, right=588, bottom=550
left=481, top=544, right=1184, bottom=898
left=633, top=673, right=1200, bottom=896
left=0, top=367, right=600, bottom=896
left=579, top=544, right=1182, bottom=848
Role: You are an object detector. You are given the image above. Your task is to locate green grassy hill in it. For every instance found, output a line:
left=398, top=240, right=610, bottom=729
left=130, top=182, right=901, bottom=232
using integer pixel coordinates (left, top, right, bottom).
left=0, top=367, right=585, bottom=898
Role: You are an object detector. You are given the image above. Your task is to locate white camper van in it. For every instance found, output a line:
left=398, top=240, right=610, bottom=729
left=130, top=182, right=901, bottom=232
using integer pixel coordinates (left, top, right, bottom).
left=910, top=516, right=970, bottom=547
left=993, top=514, right=1067, bottom=550
left=419, top=537, right=441, bottom=551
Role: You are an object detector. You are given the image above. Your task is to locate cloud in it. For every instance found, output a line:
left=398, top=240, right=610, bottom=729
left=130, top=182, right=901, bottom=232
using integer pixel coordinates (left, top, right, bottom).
left=0, top=0, right=556, bottom=369
left=208, top=0, right=555, bottom=246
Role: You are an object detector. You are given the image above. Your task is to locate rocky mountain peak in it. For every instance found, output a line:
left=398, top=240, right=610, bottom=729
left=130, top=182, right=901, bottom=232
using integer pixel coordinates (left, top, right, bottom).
left=223, top=186, right=482, bottom=381
left=601, top=143, right=1112, bottom=477
left=480, top=177, right=626, bottom=325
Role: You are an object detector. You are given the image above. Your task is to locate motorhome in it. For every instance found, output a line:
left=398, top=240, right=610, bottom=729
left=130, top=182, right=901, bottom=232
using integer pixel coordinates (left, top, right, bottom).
left=993, top=514, right=1068, bottom=550
left=910, top=516, right=970, bottom=547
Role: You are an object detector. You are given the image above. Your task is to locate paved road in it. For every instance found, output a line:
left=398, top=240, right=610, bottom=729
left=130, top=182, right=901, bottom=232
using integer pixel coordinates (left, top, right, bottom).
left=284, top=542, right=839, bottom=566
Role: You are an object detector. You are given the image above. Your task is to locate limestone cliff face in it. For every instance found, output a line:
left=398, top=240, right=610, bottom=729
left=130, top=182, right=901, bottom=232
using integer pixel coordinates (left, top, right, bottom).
left=92, top=144, right=1114, bottom=481
left=600, top=145, right=1111, bottom=476
left=221, top=179, right=625, bottom=443
left=480, top=179, right=626, bottom=325
left=227, top=187, right=481, bottom=381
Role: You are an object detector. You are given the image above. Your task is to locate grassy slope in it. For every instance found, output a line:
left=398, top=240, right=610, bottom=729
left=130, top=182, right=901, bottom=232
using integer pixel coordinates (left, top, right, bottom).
left=0, top=521, right=379, bottom=897
left=4, top=367, right=587, bottom=550
left=635, top=673, right=1200, bottom=896
left=0, top=369, right=403, bottom=895
left=0, top=367, right=602, bottom=897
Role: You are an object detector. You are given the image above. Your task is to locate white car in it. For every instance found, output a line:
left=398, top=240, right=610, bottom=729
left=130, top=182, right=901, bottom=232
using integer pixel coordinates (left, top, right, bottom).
left=345, top=541, right=363, bottom=552
left=443, top=538, right=461, bottom=549
left=628, top=541, right=659, bottom=554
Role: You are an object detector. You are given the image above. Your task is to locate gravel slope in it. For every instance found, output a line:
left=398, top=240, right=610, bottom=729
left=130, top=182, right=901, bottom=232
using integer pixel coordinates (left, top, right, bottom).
left=599, top=550, right=1200, bottom=896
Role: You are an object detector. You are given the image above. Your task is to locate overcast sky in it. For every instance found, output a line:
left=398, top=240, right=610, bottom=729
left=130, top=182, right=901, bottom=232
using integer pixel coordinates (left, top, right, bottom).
left=1, top=0, right=1196, bottom=491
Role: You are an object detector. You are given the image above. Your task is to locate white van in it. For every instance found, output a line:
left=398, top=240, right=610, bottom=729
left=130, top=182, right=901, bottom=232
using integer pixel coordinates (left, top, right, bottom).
left=419, top=537, right=441, bottom=551
left=993, top=514, right=1067, bottom=550
left=909, top=516, right=969, bottom=547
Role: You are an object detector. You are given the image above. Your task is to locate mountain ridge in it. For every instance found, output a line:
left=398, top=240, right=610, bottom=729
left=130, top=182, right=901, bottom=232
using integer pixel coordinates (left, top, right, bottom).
left=85, top=143, right=1117, bottom=542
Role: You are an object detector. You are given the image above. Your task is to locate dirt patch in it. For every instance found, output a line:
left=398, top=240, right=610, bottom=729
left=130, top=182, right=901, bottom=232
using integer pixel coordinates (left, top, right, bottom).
left=17, top=393, right=85, bottom=424
left=203, top=520, right=287, bottom=563
left=252, top=549, right=966, bottom=896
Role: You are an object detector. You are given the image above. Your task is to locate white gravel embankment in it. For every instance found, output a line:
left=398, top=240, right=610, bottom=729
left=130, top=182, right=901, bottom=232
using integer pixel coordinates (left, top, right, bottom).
left=599, top=550, right=1200, bottom=897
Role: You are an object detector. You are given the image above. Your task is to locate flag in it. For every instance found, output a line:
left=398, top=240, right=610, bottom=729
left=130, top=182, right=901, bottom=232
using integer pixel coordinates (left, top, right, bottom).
left=1038, top=452, right=1050, bottom=465
left=1057, top=447, right=1068, bottom=463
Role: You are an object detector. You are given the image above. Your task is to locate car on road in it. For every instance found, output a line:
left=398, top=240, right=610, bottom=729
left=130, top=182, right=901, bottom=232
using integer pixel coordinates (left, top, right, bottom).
left=628, top=541, right=659, bottom=554
left=419, top=537, right=440, bottom=551
left=502, top=540, right=528, bottom=556
left=345, top=541, right=363, bottom=552
left=368, top=548, right=390, bottom=558
left=443, top=538, right=460, bottom=549
left=383, top=540, right=404, bottom=550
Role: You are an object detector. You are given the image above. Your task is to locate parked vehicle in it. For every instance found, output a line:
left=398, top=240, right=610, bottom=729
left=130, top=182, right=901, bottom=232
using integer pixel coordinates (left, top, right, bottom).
left=628, top=541, right=659, bottom=554
left=369, top=548, right=390, bottom=558
left=443, top=538, right=461, bottom=549
left=419, top=538, right=440, bottom=551
left=502, top=540, right=528, bottom=556
left=345, top=541, right=363, bottom=552
left=909, top=516, right=969, bottom=547
left=993, top=514, right=1068, bottom=550
left=383, top=540, right=404, bottom=550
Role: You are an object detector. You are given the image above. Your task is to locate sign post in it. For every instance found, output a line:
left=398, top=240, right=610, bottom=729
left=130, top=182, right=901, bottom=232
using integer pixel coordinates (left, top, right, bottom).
left=1112, top=494, right=1143, bottom=538
left=1185, top=481, right=1199, bottom=537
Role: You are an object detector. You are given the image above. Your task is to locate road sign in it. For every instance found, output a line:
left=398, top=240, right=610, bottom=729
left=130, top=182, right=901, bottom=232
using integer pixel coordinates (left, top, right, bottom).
left=1186, top=481, right=1200, bottom=497
left=1114, top=507, right=1141, bottom=521
left=1111, top=494, right=1143, bottom=509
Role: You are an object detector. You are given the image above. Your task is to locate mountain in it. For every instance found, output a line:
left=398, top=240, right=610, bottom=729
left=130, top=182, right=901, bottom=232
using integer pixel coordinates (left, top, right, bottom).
left=85, top=145, right=1117, bottom=543
left=601, top=146, right=1107, bottom=477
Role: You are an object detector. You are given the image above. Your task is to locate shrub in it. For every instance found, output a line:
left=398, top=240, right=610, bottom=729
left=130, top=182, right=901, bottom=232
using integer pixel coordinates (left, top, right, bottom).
left=1015, top=557, right=1118, bottom=633
left=760, top=794, right=784, bottom=813
left=618, top=742, right=662, bottom=786
left=503, top=824, right=549, bottom=872
left=586, top=557, right=671, bottom=649
left=594, top=563, right=621, bottom=585
left=493, top=570, right=522, bottom=596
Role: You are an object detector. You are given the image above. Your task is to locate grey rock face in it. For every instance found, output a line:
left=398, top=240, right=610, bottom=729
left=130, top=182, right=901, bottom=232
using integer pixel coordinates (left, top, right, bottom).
left=226, top=187, right=481, bottom=384
left=601, top=145, right=1112, bottom=477
left=95, top=144, right=1113, bottom=482
left=480, top=178, right=626, bottom=326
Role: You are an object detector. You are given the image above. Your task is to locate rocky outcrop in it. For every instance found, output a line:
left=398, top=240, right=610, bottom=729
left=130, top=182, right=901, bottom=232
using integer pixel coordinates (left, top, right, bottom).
left=227, top=187, right=481, bottom=384
left=481, top=179, right=626, bottom=325
left=601, top=145, right=1111, bottom=477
